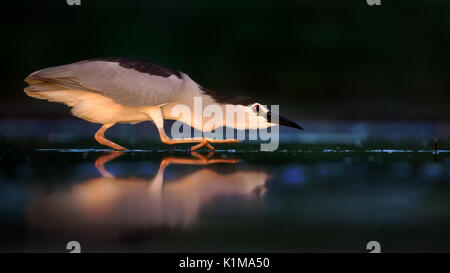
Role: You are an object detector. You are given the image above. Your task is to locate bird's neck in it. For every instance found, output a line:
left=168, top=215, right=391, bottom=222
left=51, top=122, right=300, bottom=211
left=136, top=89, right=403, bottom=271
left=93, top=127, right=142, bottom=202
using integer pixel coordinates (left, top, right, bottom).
left=161, top=76, right=249, bottom=131
left=161, top=93, right=227, bottom=131
left=161, top=101, right=254, bottom=133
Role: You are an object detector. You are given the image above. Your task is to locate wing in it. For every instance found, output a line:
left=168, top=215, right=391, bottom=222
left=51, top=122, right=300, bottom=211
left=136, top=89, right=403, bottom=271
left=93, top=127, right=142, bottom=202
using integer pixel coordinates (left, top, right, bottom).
left=25, top=58, right=186, bottom=107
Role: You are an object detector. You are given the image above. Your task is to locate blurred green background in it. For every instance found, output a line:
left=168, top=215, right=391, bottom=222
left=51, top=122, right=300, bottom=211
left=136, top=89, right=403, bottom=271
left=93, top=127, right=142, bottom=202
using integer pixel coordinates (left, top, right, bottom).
left=1, top=0, right=449, bottom=120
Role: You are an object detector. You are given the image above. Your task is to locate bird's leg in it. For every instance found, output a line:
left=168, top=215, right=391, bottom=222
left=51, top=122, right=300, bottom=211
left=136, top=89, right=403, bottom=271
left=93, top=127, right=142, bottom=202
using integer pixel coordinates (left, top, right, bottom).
left=94, top=123, right=127, bottom=150
left=147, top=106, right=239, bottom=151
left=189, top=139, right=215, bottom=151
left=157, top=127, right=239, bottom=151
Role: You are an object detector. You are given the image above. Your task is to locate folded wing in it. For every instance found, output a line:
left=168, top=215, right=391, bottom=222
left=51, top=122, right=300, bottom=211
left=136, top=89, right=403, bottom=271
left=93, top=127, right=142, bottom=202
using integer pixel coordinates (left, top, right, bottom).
left=25, top=58, right=186, bottom=107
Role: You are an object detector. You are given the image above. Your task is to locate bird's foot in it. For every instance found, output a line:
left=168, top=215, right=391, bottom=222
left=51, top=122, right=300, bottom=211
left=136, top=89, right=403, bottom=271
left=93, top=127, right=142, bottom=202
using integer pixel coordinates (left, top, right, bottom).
left=190, top=140, right=215, bottom=151
left=191, top=151, right=240, bottom=164
left=189, top=138, right=240, bottom=151
left=102, top=140, right=127, bottom=150
left=94, top=134, right=127, bottom=150
left=94, top=124, right=127, bottom=150
left=161, top=137, right=239, bottom=151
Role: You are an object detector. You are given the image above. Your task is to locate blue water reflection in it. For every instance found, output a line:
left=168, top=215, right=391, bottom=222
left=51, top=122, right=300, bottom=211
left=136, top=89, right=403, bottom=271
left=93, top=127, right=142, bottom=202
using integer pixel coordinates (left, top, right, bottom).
left=23, top=152, right=268, bottom=241
left=0, top=136, right=450, bottom=252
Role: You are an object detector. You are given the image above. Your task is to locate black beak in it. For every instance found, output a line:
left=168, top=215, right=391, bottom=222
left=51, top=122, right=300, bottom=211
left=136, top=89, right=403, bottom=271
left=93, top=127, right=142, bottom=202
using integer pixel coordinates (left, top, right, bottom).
left=267, top=111, right=303, bottom=130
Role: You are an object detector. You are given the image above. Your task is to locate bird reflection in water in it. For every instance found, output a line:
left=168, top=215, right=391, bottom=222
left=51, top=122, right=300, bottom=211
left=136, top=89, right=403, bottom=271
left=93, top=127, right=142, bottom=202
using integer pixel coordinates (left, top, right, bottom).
left=27, top=151, right=269, bottom=239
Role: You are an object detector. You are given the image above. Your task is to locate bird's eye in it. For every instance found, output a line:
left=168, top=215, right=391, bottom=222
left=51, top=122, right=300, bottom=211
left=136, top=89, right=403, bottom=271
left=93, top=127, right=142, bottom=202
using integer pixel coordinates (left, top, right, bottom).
left=253, top=104, right=260, bottom=113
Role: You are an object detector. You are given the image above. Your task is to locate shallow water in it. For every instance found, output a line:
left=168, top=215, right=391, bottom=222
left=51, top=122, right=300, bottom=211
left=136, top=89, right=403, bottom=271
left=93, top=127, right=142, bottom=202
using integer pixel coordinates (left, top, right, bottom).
left=0, top=120, right=450, bottom=252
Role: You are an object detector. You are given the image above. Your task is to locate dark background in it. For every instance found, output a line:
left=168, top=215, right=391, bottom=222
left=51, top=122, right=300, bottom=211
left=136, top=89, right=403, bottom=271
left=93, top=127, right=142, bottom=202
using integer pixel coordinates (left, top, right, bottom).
left=1, top=1, right=450, bottom=254
left=1, top=0, right=449, bottom=120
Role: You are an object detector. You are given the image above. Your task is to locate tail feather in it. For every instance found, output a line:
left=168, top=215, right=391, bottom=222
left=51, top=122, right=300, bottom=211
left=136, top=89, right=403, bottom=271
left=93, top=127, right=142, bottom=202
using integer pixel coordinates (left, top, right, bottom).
left=23, top=64, right=140, bottom=124
left=26, top=83, right=68, bottom=92
left=24, top=65, right=94, bottom=105
left=24, top=86, right=85, bottom=107
left=25, top=64, right=76, bottom=84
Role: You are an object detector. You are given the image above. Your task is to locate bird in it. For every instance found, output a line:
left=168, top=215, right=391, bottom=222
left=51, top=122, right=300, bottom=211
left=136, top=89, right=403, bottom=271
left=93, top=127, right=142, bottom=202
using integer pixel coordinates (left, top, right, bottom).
left=24, top=57, right=303, bottom=151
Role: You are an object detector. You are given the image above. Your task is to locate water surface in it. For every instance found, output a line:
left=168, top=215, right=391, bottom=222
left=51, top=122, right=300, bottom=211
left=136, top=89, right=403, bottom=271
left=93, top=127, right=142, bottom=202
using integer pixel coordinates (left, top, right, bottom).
left=0, top=120, right=449, bottom=252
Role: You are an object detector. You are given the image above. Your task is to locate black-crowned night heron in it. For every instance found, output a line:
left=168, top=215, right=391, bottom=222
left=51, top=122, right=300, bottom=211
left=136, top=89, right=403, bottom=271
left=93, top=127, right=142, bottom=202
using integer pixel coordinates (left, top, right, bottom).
left=24, top=58, right=302, bottom=150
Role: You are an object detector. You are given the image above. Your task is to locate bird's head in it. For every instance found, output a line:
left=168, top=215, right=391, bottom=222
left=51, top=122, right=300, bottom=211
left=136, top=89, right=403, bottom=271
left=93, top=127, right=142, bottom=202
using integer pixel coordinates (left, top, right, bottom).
left=237, top=102, right=304, bottom=130
left=197, top=85, right=304, bottom=131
